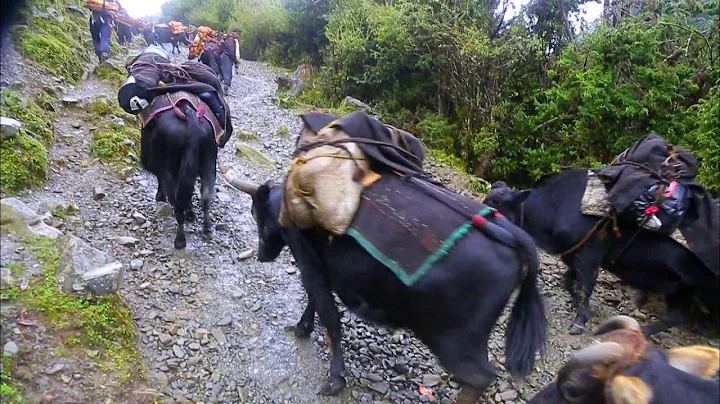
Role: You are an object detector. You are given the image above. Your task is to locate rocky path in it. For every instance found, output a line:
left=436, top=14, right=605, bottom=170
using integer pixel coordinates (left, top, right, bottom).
left=3, top=40, right=718, bottom=404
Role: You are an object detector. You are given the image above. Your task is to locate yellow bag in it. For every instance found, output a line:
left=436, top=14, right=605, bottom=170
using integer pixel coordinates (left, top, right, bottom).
left=86, top=0, right=119, bottom=14
left=169, top=21, right=184, bottom=35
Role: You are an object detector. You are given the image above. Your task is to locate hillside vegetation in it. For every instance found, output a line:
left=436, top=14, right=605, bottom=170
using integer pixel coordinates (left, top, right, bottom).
left=162, top=0, right=719, bottom=193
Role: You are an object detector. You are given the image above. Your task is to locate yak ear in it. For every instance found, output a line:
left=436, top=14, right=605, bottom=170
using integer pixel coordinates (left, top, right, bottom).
left=608, top=375, right=653, bottom=404
left=514, top=189, right=531, bottom=203
left=667, top=346, right=720, bottom=379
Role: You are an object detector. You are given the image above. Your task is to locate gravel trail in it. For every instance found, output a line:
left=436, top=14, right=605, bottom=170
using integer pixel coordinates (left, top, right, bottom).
left=4, top=41, right=718, bottom=404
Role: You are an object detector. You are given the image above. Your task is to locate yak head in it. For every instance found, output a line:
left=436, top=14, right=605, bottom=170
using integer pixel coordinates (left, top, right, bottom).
left=529, top=315, right=720, bottom=404
left=219, top=166, right=286, bottom=262
left=483, top=181, right=530, bottom=225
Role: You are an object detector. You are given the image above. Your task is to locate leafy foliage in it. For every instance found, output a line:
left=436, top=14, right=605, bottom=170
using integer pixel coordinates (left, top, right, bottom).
left=164, top=0, right=719, bottom=193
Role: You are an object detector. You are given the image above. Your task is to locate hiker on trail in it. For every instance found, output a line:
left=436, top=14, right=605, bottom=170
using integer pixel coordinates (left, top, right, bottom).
left=88, top=0, right=118, bottom=62
left=115, top=6, right=133, bottom=46
left=224, top=28, right=241, bottom=74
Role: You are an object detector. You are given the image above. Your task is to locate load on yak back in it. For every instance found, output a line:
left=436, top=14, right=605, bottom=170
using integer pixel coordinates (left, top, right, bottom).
left=221, top=111, right=548, bottom=401
left=484, top=133, right=720, bottom=337
left=188, top=26, right=240, bottom=94
left=86, top=0, right=120, bottom=62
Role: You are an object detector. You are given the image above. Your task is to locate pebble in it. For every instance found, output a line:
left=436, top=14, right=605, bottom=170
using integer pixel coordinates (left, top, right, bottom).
left=156, top=203, right=173, bottom=217
left=217, top=315, right=233, bottom=327
left=116, top=236, right=139, bottom=246
left=211, top=328, right=227, bottom=344
left=422, top=374, right=442, bottom=387
left=46, top=362, right=65, bottom=375
left=3, top=341, right=19, bottom=356
left=172, top=345, right=186, bottom=359
left=130, top=258, right=144, bottom=270
left=132, top=211, right=147, bottom=224
left=92, top=185, right=106, bottom=200
left=189, top=343, right=201, bottom=351
left=499, top=390, right=518, bottom=401
left=159, top=333, right=173, bottom=346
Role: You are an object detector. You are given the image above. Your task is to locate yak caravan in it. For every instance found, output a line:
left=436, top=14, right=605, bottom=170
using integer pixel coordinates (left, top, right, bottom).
left=0, top=0, right=718, bottom=403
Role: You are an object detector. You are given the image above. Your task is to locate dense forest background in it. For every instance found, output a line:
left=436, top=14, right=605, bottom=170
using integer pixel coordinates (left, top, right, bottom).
left=160, top=0, right=719, bottom=193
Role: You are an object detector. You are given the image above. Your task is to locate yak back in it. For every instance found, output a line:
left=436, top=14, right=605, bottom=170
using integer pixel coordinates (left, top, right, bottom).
left=598, top=134, right=719, bottom=277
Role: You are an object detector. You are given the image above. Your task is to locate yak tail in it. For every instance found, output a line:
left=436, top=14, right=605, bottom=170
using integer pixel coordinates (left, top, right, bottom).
left=176, top=102, right=202, bottom=209
left=500, top=218, right=547, bottom=380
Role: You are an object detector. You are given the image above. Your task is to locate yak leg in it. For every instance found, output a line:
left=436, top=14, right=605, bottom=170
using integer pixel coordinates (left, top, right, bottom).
left=566, top=249, right=602, bottom=335
left=199, top=143, right=216, bottom=235
left=426, top=331, right=495, bottom=404
left=299, top=265, right=345, bottom=395
left=291, top=295, right=315, bottom=338
left=641, top=290, right=691, bottom=336
left=155, top=178, right=167, bottom=202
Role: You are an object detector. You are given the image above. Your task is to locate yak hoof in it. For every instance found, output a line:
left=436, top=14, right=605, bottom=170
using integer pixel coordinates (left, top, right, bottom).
left=568, top=323, right=585, bottom=335
left=174, top=236, right=187, bottom=249
left=293, top=321, right=313, bottom=338
left=318, top=376, right=346, bottom=396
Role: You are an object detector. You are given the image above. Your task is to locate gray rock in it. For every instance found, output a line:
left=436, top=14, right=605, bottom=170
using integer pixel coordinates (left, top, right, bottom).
left=149, top=370, right=169, bottom=388
left=1, top=267, right=15, bottom=290
left=159, top=333, right=173, bottom=346
left=130, top=258, right=144, bottom=270
left=56, top=235, right=125, bottom=297
left=172, top=345, right=186, bottom=359
left=0, top=117, right=22, bottom=139
left=115, top=236, right=139, bottom=246
left=285, top=266, right=296, bottom=274
left=64, top=4, right=87, bottom=15
left=368, top=381, right=389, bottom=395
left=189, top=342, right=201, bottom=351
left=3, top=341, right=19, bottom=356
left=344, top=96, right=373, bottom=113
left=46, top=362, right=65, bottom=375
left=422, top=374, right=442, bottom=387
left=275, top=73, right=292, bottom=90
left=156, top=203, right=173, bottom=217
left=42, top=198, right=79, bottom=217
left=1, top=198, right=63, bottom=238
left=217, top=315, right=232, bottom=327
left=132, top=212, right=147, bottom=224
left=499, top=390, right=518, bottom=401
left=92, top=186, right=106, bottom=201
left=210, top=327, right=227, bottom=344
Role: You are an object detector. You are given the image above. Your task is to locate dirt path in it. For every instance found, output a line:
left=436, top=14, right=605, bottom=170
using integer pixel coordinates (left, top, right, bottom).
left=3, top=40, right=718, bottom=404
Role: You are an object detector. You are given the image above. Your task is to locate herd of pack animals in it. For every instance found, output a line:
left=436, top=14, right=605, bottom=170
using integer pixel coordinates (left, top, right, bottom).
left=3, top=0, right=720, bottom=402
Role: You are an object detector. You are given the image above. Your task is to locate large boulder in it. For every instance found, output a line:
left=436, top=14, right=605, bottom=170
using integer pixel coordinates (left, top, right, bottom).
left=0, top=198, right=63, bottom=238
left=1, top=117, right=22, bottom=139
left=56, top=235, right=125, bottom=297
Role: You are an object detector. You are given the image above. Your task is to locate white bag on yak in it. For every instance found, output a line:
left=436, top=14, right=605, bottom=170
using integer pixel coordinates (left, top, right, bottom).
left=279, top=125, right=378, bottom=236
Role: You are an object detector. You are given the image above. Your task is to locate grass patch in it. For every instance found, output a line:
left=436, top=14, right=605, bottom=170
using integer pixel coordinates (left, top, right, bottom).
left=276, top=126, right=289, bottom=137
left=94, top=62, right=127, bottom=88
left=13, top=0, right=92, bottom=83
left=236, top=129, right=258, bottom=141
left=274, top=73, right=357, bottom=116
left=1, top=263, right=25, bottom=277
left=0, top=89, right=55, bottom=195
left=84, top=98, right=141, bottom=167
left=12, top=236, right=141, bottom=382
left=1, top=354, right=22, bottom=404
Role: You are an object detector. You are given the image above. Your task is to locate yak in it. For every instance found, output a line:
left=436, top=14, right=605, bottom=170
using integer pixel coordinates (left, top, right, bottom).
left=484, top=169, right=719, bottom=336
left=140, top=100, right=217, bottom=249
left=529, top=315, right=719, bottom=403
left=153, top=25, right=191, bottom=54
left=223, top=174, right=548, bottom=403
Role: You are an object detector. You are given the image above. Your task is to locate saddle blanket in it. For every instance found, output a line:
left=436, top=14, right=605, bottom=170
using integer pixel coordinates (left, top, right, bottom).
left=138, top=91, right=224, bottom=145
left=346, top=173, right=497, bottom=286
left=581, top=170, right=690, bottom=250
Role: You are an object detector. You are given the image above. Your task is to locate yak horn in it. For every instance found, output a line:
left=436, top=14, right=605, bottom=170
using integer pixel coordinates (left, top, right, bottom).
left=557, top=342, right=628, bottom=389
left=594, top=315, right=642, bottom=336
left=218, top=161, right=258, bottom=197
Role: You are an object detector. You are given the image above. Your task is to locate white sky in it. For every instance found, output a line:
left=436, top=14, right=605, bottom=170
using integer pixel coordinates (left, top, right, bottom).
left=119, top=0, right=604, bottom=26
left=119, top=0, right=170, bottom=18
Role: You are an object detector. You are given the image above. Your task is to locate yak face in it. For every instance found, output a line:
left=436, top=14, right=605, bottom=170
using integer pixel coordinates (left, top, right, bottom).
left=252, top=183, right=285, bottom=262
left=483, top=181, right=530, bottom=225
left=528, top=315, right=720, bottom=404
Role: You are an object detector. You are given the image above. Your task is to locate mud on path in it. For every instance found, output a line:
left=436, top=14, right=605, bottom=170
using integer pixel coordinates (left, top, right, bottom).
left=2, top=40, right=718, bottom=404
